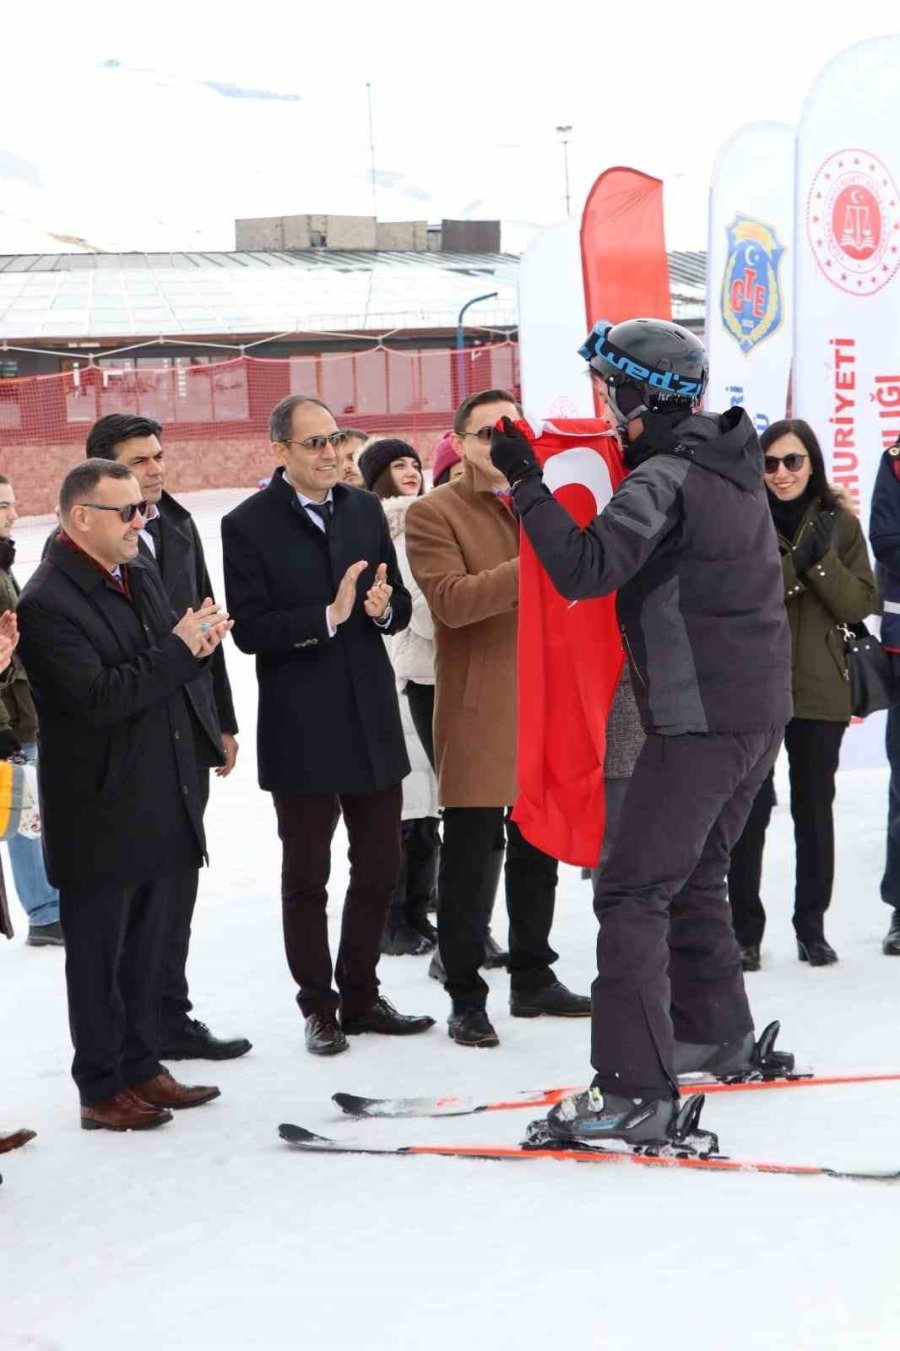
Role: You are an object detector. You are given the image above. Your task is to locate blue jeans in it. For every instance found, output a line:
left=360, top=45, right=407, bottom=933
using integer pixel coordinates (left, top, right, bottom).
left=6, top=742, right=59, bottom=927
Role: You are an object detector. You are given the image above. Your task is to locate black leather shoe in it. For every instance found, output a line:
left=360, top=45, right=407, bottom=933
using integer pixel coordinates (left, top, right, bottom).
left=341, top=996, right=435, bottom=1036
left=883, top=909, right=900, bottom=955
left=27, top=921, right=64, bottom=947
left=797, top=939, right=839, bottom=966
left=160, top=1018, right=253, bottom=1061
left=510, top=980, right=591, bottom=1018
left=448, top=1008, right=500, bottom=1047
left=740, top=944, right=761, bottom=973
left=305, top=1013, right=349, bottom=1057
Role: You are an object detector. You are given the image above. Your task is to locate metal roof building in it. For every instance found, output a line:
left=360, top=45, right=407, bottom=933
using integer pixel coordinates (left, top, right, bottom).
left=0, top=248, right=706, bottom=350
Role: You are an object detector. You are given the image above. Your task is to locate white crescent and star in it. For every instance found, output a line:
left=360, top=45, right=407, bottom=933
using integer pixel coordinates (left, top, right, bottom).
left=542, top=446, right=615, bottom=515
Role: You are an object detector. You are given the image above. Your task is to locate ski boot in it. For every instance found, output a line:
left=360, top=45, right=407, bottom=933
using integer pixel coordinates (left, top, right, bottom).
left=674, top=1020, right=796, bottom=1083
left=528, top=1088, right=719, bottom=1158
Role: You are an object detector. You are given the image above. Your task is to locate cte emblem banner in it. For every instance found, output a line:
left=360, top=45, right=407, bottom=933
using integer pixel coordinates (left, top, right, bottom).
left=721, top=215, right=785, bottom=352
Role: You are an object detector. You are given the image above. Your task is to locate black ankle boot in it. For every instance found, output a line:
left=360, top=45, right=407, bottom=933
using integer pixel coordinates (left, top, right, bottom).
left=883, top=909, right=900, bottom=956
left=797, top=938, right=838, bottom=966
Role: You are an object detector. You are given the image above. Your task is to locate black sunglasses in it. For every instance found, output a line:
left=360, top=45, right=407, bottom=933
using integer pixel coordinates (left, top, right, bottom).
left=461, top=427, right=495, bottom=444
left=763, top=453, right=807, bottom=475
left=81, top=501, right=148, bottom=523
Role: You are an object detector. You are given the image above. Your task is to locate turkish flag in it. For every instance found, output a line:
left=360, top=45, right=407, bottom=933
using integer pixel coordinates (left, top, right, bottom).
left=512, top=418, right=626, bottom=868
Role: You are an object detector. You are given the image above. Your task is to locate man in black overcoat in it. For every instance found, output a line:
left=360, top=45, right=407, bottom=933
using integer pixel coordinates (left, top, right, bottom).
left=222, top=394, right=434, bottom=1055
left=85, top=413, right=250, bottom=1063
left=18, top=459, right=229, bottom=1131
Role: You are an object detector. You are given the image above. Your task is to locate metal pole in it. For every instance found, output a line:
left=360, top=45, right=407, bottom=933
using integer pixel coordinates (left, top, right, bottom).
left=555, top=124, right=573, bottom=217
left=455, top=291, right=499, bottom=401
left=366, top=82, right=378, bottom=221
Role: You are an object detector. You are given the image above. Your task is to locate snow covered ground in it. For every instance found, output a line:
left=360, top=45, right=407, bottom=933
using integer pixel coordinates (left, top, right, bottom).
left=3, top=489, right=900, bottom=1351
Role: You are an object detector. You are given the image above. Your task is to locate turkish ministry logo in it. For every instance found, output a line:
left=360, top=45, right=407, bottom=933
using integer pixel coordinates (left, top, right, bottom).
left=721, top=216, right=785, bottom=352
left=808, top=149, right=900, bottom=294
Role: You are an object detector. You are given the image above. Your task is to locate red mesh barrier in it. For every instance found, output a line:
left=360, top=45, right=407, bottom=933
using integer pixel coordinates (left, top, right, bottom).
left=0, top=344, right=521, bottom=453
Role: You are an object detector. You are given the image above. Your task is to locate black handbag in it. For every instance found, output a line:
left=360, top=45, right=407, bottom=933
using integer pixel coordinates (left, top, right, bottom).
left=840, top=623, right=896, bottom=718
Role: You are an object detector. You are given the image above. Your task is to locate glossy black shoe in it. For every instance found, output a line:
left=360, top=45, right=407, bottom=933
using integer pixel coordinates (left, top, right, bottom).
left=883, top=909, right=900, bottom=956
left=27, top=921, right=64, bottom=947
left=797, top=939, right=839, bottom=966
left=510, top=979, right=591, bottom=1018
left=380, top=920, right=434, bottom=957
left=740, top=944, right=761, bottom=973
left=448, top=1008, right=500, bottom=1047
left=160, top=1017, right=253, bottom=1061
left=305, top=1013, right=349, bottom=1057
left=342, top=996, right=435, bottom=1037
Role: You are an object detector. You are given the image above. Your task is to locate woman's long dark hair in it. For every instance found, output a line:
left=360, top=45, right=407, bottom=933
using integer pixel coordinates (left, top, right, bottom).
left=760, top=419, right=840, bottom=511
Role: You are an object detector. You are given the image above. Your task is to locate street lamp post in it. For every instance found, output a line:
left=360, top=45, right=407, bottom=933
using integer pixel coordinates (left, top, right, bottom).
left=455, top=291, right=499, bottom=401
left=555, top=124, right=573, bottom=216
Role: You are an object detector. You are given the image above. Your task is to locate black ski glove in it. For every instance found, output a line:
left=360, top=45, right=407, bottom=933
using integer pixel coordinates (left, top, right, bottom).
left=0, top=729, right=21, bottom=760
left=792, top=511, right=838, bottom=575
left=489, top=418, right=541, bottom=487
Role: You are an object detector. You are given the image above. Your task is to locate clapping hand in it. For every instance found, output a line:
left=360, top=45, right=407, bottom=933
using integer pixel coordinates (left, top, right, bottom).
left=793, top=511, right=838, bottom=575
left=173, top=598, right=233, bottom=658
left=364, top=562, right=392, bottom=619
left=0, top=610, right=19, bottom=673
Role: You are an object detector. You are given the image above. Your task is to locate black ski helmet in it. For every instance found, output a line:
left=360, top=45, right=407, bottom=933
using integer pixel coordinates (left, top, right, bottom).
left=579, top=318, right=709, bottom=425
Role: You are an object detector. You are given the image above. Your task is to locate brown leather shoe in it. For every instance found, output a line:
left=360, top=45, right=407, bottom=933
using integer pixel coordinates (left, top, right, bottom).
left=81, top=1090, right=173, bottom=1132
left=0, top=1127, right=37, bottom=1154
left=132, top=1070, right=220, bottom=1110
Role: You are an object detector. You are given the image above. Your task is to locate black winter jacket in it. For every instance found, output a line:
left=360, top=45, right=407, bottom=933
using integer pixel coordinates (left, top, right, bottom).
left=17, top=539, right=206, bottom=887
left=513, top=408, right=793, bottom=735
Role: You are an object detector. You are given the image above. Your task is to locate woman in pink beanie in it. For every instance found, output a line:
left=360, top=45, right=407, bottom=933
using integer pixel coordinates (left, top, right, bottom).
left=431, top=431, right=463, bottom=487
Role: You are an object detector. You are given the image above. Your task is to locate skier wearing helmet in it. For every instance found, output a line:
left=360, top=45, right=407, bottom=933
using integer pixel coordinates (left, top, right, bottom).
left=489, top=317, right=794, bottom=1154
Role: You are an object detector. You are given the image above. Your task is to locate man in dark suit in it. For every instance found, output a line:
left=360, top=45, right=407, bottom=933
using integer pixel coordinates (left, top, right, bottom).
left=85, top=414, right=251, bottom=1063
left=18, top=459, right=227, bottom=1131
left=222, top=394, right=434, bottom=1055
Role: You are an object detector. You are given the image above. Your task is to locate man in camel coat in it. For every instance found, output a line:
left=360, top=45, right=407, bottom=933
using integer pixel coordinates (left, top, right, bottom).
left=405, top=388, right=589, bottom=1048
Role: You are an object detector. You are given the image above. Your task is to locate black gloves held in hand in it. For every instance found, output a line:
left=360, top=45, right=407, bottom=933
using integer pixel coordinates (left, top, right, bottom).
left=0, top=729, right=21, bottom=760
left=792, top=511, right=838, bottom=575
left=489, top=417, right=540, bottom=487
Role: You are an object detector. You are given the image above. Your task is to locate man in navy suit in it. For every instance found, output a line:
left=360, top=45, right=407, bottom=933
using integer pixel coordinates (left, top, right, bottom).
left=222, top=395, right=434, bottom=1055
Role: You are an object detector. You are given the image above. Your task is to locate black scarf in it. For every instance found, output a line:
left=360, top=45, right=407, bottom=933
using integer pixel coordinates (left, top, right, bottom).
left=769, top=489, right=813, bottom=543
left=0, top=537, right=16, bottom=570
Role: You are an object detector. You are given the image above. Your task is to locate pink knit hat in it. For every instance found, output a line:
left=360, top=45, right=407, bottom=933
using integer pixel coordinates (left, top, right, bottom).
left=431, top=430, right=461, bottom=485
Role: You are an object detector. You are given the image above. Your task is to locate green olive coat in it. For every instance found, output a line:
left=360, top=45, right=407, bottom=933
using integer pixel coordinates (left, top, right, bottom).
left=778, top=500, right=877, bottom=722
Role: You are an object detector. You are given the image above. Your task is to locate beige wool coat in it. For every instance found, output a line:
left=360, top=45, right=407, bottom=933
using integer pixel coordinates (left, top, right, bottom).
left=405, top=459, right=520, bottom=807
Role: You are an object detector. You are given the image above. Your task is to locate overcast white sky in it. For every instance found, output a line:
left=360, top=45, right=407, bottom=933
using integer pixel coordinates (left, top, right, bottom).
left=2, top=1, right=899, bottom=252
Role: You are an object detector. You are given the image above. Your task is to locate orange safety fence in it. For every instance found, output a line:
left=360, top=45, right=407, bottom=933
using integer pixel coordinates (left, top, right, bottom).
left=0, top=344, right=521, bottom=452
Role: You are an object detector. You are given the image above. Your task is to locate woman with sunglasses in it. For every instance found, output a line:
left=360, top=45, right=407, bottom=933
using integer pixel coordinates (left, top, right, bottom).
left=728, top=418, right=876, bottom=969
left=357, top=437, right=439, bottom=957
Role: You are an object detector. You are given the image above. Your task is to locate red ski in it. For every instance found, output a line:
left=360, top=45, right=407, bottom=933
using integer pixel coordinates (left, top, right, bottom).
left=279, top=1123, right=900, bottom=1183
left=332, top=1069, right=900, bottom=1121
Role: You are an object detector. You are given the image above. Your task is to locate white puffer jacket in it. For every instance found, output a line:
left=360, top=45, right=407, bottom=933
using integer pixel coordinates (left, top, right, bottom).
left=381, top=496, right=438, bottom=821
left=381, top=496, right=435, bottom=689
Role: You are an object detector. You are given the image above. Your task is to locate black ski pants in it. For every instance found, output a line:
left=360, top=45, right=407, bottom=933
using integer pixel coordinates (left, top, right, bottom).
left=728, top=718, right=846, bottom=947
left=439, top=807, right=558, bottom=1010
left=591, top=728, right=782, bottom=1101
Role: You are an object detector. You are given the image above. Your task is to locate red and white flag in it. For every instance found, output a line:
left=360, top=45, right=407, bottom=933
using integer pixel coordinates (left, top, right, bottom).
left=513, top=418, right=626, bottom=867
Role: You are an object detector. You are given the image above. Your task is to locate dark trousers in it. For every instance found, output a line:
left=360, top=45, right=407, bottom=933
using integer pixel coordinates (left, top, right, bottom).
left=592, top=729, right=782, bottom=1100
left=728, top=717, right=846, bottom=946
left=439, top=806, right=558, bottom=1009
left=405, top=680, right=436, bottom=770
left=59, top=876, right=173, bottom=1106
left=160, top=767, right=210, bottom=1033
left=273, top=784, right=402, bottom=1018
left=389, top=816, right=440, bottom=923
left=882, top=692, right=900, bottom=908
